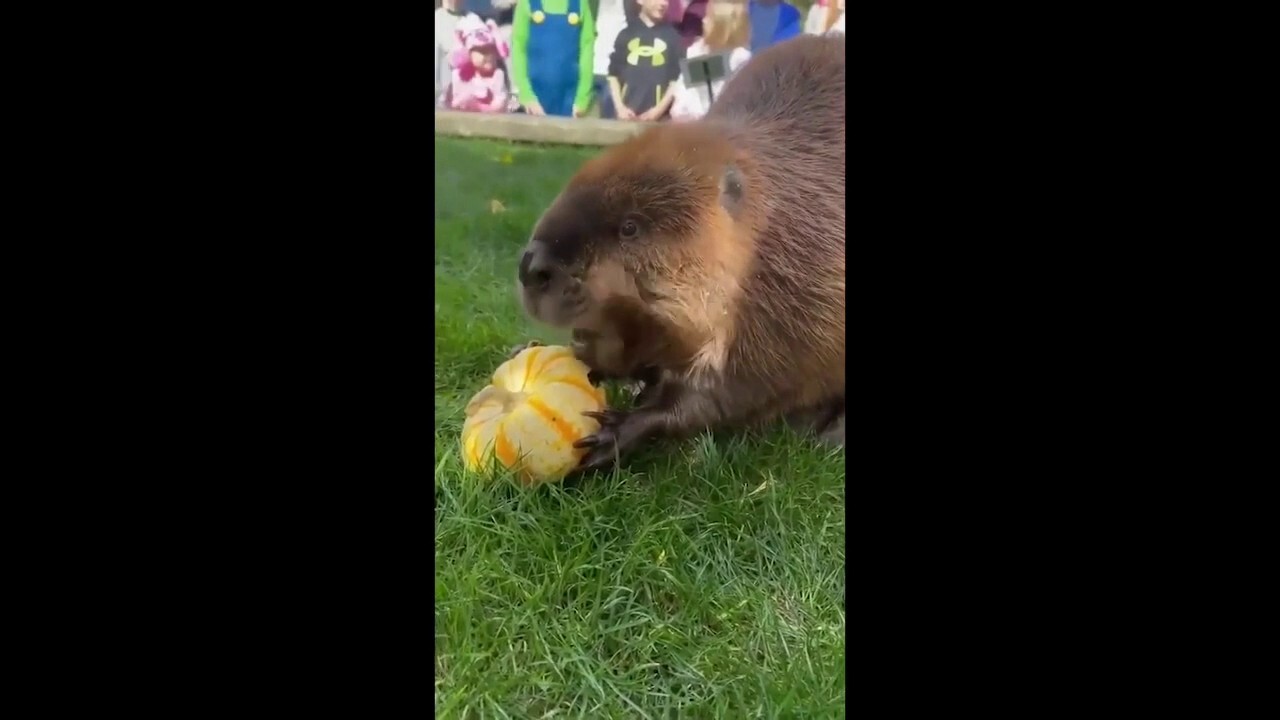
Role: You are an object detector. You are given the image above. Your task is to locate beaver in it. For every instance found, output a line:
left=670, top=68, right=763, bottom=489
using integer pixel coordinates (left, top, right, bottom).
left=516, top=34, right=846, bottom=471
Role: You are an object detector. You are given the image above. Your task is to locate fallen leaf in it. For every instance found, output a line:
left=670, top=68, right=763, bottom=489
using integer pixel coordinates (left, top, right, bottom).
left=489, top=199, right=506, bottom=214
left=499, top=153, right=514, bottom=164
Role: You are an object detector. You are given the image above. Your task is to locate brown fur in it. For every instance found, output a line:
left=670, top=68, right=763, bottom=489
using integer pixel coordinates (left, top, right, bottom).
left=518, top=34, right=846, bottom=468
left=571, top=300, right=672, bottom=381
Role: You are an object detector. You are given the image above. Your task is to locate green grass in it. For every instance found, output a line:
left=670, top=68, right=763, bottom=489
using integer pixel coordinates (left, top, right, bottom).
left=435, top=136, right=846, bottom=718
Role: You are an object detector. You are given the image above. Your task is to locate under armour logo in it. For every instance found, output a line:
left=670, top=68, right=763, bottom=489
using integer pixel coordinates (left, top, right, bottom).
left=627, top=37, right=667, bottom=66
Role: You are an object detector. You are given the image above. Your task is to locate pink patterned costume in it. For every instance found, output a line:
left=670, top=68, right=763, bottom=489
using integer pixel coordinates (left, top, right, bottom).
left=446, top=17, right=512, bottom=114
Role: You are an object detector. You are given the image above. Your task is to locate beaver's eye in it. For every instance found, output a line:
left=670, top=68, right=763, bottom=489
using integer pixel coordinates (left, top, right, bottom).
left=619, top=219, right=640, bottom=240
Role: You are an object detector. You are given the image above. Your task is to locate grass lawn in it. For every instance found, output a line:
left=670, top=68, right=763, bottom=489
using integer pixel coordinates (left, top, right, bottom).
left=434, top=136, right=846, bottom=718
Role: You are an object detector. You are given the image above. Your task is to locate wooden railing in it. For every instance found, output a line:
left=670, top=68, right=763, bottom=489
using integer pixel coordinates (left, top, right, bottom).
left=434, top=110, right=648, bottom=146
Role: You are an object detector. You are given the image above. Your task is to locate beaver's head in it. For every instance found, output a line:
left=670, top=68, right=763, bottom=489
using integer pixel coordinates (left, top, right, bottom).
left=517, top=124, right=749, bottom=331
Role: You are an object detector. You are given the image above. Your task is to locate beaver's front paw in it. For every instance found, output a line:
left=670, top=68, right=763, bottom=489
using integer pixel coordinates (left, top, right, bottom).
left=573, top=408, right=662, bottom=472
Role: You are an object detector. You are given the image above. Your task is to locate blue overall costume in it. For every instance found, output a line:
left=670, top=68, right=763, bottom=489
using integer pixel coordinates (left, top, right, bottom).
left=525, top=0, right=582, bottom=117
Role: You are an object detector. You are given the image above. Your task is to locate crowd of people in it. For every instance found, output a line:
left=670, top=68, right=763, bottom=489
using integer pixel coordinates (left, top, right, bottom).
left=434, top=0, right=845, bottom=121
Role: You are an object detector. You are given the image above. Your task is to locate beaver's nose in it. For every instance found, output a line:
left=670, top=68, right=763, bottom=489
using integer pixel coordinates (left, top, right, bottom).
left=519, top=247, right=554, bottom=291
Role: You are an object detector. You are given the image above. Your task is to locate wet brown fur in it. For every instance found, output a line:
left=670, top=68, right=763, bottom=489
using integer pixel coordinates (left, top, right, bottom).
left=522, top=35, right=846, bottom=464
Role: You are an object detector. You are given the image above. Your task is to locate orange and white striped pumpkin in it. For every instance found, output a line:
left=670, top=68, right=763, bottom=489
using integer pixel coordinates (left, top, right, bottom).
left=461, top=344, right=607, bottom=484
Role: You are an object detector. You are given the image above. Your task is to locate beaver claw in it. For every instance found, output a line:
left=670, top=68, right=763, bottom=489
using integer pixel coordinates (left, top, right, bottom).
left=574, top=409, right=636, bottom=472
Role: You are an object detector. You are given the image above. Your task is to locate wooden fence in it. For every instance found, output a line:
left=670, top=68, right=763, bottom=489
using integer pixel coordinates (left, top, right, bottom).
left=435, top=110, right=647, bottom=146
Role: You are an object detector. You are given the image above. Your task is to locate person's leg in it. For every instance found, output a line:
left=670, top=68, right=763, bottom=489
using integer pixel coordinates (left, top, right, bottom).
left=594, top=74, right=615, bottom=119
left=546, top=79, right=576, bottom=117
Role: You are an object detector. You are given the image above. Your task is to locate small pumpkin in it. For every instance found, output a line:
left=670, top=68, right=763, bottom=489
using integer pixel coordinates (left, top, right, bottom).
left=461, top=344, right=607, bottom=484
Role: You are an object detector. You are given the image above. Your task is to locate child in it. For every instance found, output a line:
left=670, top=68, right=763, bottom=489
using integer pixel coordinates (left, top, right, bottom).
left=508, top=0, right=596, bottom=117
left=593, top=0, right=629, bottom=119
left=436, top=0, right=480, bottom=104
left=609, top=0, right=686, bottom=121
left=803, top=0, right=828, bottom=35
left=446, top=18, right=512, bottom=113
left=670, top=0, right=751, bottom=121
left=825, top=0, right=844, bottom=35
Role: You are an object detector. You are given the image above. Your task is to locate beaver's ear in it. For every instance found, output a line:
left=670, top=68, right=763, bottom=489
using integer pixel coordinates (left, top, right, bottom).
left=718, top=163, right=745, bottom=218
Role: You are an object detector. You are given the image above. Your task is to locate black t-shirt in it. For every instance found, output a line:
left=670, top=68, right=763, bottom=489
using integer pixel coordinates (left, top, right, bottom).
left=608, top=21, right=686, bottom=115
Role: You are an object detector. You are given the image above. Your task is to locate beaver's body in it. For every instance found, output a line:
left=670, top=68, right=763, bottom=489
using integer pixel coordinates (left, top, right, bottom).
left=517, top=34, right=846, bottom=469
